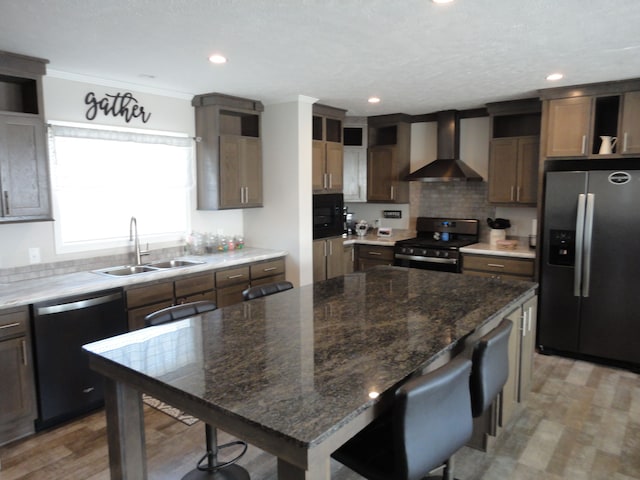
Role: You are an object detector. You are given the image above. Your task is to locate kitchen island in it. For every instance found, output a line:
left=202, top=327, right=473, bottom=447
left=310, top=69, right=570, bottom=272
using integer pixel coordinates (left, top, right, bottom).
left=84, top=266, right=537, bottom=480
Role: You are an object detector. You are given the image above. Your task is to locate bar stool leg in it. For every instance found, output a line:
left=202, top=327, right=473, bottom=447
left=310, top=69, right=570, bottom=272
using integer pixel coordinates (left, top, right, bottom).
left=181, top=424, right=250, bottom=480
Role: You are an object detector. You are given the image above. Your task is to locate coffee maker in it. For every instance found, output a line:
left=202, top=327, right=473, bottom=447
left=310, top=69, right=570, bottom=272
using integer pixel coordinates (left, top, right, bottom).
left=344, top=207, right=356, bottom=235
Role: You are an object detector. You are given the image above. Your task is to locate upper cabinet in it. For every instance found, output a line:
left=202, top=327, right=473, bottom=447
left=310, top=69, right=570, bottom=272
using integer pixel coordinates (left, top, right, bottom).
left=620, top=91, right=640, bottom=154
left=486, top=99, right=541, bottom=205
left=342, top=117, right=367, bottom=202
left=540, top=79, right=640, bottom=158
left=544, top=96, right=592, bottom=157
left=367, top=114, right=411, bottom=203
left=192, top=93, right=263, bottom=210
left=312, top=104, right=345, bottom=194
left=0, top=51, right=52, bottom=223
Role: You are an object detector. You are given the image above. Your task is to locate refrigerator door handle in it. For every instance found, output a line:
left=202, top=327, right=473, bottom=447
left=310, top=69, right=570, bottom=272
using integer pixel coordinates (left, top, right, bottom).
left=574, top=194, right=587, bottom=297
left=582, top=193, right=595, bottom=297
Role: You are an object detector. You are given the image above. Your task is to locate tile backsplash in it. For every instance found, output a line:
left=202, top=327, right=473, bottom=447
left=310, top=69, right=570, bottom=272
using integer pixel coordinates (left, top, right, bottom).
left=0, top=246, right=185, bottom=284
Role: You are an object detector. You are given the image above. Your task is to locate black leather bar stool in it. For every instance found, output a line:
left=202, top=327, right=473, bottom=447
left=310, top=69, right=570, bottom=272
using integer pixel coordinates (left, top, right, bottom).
left=332, top=318, right=513, bottom=480
left=470, top=318, right=513, bottom=419
left=332, top=356, right=474, bottom=480
left=144, top=301, right=250, bottom=480
left=242, top=281, right=293, bottom=300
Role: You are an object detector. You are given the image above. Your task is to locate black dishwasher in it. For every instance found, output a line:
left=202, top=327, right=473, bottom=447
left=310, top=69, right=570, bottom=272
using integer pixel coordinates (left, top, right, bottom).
left=31, top=288, right=127, bottom=430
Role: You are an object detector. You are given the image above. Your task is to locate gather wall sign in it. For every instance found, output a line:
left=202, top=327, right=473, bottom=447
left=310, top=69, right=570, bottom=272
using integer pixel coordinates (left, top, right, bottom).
left=84, top=91, right=152, bottom=124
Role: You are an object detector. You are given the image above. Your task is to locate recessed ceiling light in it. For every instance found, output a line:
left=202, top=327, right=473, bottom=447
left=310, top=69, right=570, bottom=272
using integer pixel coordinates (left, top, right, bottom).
left=546, top=72, right=564, bottom=81
left=368, top=96, right=381, bottom=104
left=432, top=0, right=454, bottom=4
left=208, top=54, right=227, bottom=65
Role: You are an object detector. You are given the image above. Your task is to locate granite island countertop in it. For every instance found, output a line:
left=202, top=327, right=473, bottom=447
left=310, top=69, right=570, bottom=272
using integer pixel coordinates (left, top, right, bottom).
left=0, top=247, right=287, bottom=308
left=85, top=266, right=538, bottom=451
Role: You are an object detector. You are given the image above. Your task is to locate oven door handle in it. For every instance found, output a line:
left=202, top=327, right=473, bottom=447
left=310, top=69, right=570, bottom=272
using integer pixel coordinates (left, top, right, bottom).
left=394, top=254, right=458, bottom=265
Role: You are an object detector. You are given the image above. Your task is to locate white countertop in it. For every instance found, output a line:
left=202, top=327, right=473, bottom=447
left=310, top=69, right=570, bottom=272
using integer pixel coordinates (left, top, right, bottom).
left=460, top=239, right=536, bottom=259
left=342, top=229, right=416, bottom=246
left=0, top=247, right=287, bottom=309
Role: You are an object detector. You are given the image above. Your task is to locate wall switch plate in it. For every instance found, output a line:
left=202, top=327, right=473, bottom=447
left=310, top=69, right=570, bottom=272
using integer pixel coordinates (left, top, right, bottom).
left=29, top=247, right=41, bottom=264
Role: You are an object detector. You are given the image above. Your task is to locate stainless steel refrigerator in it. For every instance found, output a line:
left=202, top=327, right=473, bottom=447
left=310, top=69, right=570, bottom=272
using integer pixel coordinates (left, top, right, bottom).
left=539, top=168, right=640, bottom=366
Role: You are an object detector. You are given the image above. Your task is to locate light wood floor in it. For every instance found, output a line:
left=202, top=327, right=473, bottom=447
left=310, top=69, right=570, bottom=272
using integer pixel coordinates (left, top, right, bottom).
left=1, top=353, right=639, bottom=479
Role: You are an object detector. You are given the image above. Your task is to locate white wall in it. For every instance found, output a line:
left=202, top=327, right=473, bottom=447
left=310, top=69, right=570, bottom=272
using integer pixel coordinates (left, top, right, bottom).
left=243, top=97, right=316, bottom=287
left=0, top=75, right=244, bottom=269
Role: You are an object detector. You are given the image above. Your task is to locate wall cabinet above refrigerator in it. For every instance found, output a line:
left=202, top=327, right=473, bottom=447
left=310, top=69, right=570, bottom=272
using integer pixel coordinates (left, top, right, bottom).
left=539, top=78, right=640, bottom=158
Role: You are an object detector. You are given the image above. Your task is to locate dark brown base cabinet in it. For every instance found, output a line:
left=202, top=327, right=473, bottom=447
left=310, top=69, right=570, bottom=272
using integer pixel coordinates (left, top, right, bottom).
left=125, top=258, right=286, bottom=329
left=313, top=237, right=344, bottom=282
left=355, top=244, right=394, bottom=271
left=0, top=307, right=37, bottom=446
left=462, top=254, right=534, bottom=282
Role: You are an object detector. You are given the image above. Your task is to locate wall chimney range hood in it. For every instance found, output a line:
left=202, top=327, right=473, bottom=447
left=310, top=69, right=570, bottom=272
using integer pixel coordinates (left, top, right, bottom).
left=406, top=110, right=483, bottom=182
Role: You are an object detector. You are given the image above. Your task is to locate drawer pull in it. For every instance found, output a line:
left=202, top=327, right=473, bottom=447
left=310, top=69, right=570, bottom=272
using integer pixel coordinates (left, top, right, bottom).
left=368, top=251, right=382, bottom=256
left=263, top=267, right=277, bottom=272
left=21, top=339, right=28, bottom=366
left=227, top=274, right=245, bottom=279
left=0, top=322, right=20, bottom=330
left=487, top=263, right=505, bottom=268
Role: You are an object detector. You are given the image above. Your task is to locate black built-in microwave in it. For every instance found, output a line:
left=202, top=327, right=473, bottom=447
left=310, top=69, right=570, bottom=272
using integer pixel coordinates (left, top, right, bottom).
left=313, top=193, right=344, bottom=239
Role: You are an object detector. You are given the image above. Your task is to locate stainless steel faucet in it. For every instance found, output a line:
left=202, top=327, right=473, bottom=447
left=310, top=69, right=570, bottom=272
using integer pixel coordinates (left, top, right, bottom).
left=129, top=216, right=149, bottom=265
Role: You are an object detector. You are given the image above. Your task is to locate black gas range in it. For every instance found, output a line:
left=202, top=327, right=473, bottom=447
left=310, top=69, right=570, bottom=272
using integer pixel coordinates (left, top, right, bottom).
left=394, top=217, right=479, bottom=273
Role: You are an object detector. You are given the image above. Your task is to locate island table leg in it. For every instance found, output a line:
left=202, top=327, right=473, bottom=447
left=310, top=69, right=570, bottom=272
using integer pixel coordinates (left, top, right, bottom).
left=104, top=377, right=148, bottom=479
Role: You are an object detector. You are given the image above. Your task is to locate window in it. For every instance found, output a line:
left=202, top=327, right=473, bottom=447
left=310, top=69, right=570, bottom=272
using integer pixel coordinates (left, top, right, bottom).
left=48, top=123, right=193, bottom=253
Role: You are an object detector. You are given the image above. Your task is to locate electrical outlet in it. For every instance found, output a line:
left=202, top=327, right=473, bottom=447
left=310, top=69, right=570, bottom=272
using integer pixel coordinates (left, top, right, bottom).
left=29, top=247, right=41, bottom=264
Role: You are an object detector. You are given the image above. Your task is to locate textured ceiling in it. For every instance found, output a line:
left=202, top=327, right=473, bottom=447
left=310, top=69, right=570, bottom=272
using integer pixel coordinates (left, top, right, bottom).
left=1, top=0, right=640, bottom=115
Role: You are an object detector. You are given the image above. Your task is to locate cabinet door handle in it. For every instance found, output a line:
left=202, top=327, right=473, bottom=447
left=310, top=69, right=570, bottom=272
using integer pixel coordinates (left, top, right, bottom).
left=522, top=309, right=527, bottom=338
left=516, top=186, right=521, bottom=202
left=510, top=186, right=515, bottom=201
left=487, top=263, right=505, bottom=268
left=3, top=191, right=8, bottom=215
left=623, top=132, right=629, bottom=153
left=21, top=339, right=28, bottom=366
left=0, top=322, right=20, bottom=330
left=328, top=173, right=333, bottom=189
left=329, top=241, right=333, bottom=255
left=581, top=135, right=587, bottom=155
left=390, top=186, right=395, bottom=200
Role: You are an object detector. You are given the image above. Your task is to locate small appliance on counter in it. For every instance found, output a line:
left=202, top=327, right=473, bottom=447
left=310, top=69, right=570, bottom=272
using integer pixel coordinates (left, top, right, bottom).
left=355, top=220, right=368, bottom=237
left=344, top=208, right=356, bottom=235
left=487, top=217, right=511, bottom=246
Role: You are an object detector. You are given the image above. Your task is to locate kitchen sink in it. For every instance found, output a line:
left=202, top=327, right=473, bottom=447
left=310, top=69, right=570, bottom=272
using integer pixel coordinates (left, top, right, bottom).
left=149, top=259, right=204, bottom=269
left=93, top=259, right=204, bottom=277
left=97, top=265, right=158, bottom=276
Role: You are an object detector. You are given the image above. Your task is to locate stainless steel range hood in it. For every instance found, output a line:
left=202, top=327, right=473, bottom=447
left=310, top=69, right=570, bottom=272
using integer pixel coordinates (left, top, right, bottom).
left=406, top=110, right=483, bottom=182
